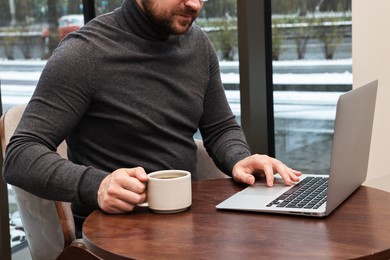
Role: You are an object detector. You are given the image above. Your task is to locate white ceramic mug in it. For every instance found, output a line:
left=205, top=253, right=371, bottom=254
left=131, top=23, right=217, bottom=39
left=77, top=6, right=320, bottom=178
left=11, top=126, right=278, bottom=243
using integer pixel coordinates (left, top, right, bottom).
left=139, top=170, right=192, bottom=213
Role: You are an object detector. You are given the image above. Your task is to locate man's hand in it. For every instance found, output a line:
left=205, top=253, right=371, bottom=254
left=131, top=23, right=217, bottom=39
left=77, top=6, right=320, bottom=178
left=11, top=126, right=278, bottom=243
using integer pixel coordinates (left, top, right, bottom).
left=232, top=154, right=302, bottom=186
left=97, top=167, right=148, bottom=213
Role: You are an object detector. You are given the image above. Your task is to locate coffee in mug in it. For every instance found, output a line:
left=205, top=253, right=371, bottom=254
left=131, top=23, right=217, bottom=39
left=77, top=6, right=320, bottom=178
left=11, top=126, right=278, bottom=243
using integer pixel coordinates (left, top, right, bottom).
left=153, top=172, right=187, bottom=179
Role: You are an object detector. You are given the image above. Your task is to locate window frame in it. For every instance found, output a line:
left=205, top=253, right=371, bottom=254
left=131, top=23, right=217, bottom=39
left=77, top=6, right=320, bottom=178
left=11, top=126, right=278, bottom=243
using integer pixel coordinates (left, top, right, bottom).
left=238, top=0, right=274, bottom=155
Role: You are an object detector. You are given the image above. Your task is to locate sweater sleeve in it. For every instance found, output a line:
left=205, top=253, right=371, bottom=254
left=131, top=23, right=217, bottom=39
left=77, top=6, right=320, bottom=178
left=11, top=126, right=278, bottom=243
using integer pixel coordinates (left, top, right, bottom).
left=199, top=39, right=251, bottom=175
left=3, top=37, right=108, bottom=207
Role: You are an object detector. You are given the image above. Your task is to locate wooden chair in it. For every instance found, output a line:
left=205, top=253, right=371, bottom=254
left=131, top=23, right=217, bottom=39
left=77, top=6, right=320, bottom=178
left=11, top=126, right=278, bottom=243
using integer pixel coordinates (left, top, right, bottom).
left=0, top=104, right=100, bottom=260
left=0, top=104, right=228, bottom=259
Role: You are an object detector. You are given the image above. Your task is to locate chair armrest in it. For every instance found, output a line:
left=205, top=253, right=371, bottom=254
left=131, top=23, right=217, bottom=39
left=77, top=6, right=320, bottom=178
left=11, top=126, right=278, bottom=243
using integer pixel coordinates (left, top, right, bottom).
left=57, top=239, right=102, bottom=260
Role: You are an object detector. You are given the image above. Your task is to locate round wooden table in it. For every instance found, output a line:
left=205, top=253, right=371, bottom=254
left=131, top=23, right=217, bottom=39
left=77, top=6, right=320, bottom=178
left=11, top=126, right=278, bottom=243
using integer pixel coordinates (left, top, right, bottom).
left=83, top=179, right=390, bottom=259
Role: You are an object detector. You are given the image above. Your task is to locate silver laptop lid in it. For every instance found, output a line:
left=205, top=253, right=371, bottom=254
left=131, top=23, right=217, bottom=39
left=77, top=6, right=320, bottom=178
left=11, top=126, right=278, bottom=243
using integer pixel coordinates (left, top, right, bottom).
left=325, top=80, right=378, bottom=215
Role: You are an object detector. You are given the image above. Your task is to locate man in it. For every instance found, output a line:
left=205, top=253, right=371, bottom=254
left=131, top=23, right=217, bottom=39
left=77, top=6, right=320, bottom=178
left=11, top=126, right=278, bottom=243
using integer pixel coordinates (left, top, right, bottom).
left=3, top=0, right=301, bottom=234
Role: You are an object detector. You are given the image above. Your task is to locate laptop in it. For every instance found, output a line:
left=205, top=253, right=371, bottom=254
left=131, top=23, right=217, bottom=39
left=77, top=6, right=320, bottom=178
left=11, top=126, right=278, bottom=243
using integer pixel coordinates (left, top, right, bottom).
left=216, top=80, right=378, bottom=217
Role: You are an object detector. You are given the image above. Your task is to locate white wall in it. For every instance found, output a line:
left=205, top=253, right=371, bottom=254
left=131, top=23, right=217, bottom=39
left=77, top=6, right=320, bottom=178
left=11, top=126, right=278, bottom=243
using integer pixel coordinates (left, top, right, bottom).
left=353, top=0, right=390, bottom=189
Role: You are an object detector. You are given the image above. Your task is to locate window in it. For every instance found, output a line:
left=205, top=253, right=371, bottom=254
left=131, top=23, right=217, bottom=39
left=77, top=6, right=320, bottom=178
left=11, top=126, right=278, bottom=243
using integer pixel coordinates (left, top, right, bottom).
left=0, top=0, right=83, bottom=253
left=199, top=0, right=240, bottom=122
left=196, top=0, right=240, bottom=138
left=271, top=0, right=352, bottom=174
left=94, top=0, right=123, bottom=15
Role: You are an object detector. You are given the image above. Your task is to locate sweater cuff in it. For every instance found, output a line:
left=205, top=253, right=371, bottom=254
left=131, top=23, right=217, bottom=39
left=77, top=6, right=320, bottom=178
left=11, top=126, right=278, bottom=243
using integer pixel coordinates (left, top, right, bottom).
left=77, top=167, right=109, bottom=207
left=226, top=149, right=251, bottom=175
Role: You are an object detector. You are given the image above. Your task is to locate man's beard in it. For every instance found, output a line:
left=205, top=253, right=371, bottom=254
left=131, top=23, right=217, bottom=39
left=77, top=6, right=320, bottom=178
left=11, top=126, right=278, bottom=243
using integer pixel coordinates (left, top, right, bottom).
left=141, top=0, right=198, bottom=35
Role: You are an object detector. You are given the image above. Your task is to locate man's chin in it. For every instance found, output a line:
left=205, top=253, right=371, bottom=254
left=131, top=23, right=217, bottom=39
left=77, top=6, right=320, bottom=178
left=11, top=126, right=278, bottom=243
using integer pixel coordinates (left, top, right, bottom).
left=171, top=22, right=193, bottom=35
left=172, top=28, right=190, bottom=35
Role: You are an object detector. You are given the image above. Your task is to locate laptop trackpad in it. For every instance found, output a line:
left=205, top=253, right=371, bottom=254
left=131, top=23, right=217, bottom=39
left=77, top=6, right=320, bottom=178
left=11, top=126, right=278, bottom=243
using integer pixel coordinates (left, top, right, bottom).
left=216, top=177, right=296, bottom=210
left=241, top=183, right=290, bottom=197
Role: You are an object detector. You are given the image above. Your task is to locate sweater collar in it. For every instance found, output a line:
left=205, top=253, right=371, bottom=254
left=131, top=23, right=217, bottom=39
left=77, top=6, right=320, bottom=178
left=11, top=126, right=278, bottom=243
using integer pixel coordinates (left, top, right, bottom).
left=119, top=0, right=171, bottom=41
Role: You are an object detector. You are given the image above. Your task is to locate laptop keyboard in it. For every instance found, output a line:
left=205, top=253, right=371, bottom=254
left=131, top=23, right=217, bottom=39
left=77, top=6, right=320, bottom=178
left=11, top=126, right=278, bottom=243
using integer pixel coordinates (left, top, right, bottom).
left=266, top=176, right=328, bottom=209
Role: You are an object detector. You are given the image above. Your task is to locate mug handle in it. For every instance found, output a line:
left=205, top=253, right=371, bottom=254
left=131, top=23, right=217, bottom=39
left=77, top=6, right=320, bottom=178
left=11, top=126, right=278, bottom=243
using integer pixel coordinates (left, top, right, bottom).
left=137, top=201, right=149, bottom=207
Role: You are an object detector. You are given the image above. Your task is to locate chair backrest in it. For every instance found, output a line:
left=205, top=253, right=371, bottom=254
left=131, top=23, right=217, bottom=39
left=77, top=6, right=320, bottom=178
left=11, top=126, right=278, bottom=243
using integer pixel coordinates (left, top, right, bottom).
left=0, top=104, right=75, bottom=260
left=194, top=139, right=229, bottom=180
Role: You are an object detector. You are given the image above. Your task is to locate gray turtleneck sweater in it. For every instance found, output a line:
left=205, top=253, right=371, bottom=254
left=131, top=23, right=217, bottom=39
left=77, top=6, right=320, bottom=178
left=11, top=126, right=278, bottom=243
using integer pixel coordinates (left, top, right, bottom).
left=3, top=0, right=251, bottom=220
